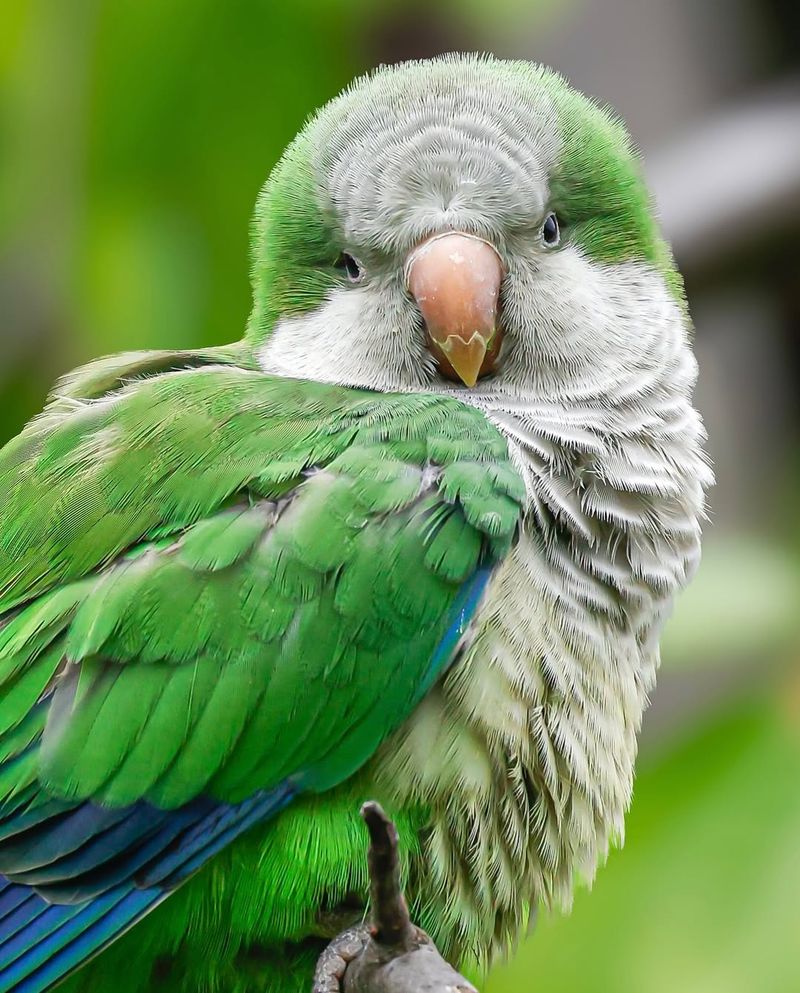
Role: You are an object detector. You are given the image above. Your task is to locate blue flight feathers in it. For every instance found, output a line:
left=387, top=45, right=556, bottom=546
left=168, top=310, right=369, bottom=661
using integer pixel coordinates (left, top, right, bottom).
left=0, top=564, right=496, bottom=993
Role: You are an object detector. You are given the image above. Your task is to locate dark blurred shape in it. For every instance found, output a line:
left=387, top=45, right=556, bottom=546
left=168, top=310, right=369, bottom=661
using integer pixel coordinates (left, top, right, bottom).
left=365, top=0, right=471, bottom=63
left=648, top=79, right=800, bottom=273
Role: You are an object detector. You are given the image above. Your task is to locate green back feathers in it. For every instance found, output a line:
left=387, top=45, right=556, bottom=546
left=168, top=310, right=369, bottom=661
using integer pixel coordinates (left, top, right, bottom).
left=47, top=343, right=258, bottom=404
left=0, top=365, right=523, bottom=813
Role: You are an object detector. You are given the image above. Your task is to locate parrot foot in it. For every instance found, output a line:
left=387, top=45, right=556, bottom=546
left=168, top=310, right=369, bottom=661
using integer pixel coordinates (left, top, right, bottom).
left=311, top=924, right=371, bottom=993
left=311, top=802, right=477, bottom=993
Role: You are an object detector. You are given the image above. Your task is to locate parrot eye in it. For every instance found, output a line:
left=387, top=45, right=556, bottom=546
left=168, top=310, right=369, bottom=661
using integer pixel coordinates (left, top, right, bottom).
left=335, top=252, right=364, bottom=283
left=541, top=212, right=560, bottom=247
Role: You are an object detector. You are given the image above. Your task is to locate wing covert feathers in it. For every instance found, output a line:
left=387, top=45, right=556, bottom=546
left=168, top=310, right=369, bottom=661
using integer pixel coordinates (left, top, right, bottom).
left=0, top=363, right=524, bottom=991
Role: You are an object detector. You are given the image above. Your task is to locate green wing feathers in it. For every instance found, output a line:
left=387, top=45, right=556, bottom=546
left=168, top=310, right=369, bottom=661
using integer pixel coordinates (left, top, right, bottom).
left=0, top=365, right=523, bottom=819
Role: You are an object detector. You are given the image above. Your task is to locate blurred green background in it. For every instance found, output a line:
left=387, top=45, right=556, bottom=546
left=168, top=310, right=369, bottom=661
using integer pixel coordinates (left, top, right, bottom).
left=2, top=1, right=800, bottom=991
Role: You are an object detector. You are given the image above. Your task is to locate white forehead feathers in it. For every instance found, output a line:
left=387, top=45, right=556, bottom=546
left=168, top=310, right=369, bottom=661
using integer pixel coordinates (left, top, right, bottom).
left=313, top=56, right=562, bottom=255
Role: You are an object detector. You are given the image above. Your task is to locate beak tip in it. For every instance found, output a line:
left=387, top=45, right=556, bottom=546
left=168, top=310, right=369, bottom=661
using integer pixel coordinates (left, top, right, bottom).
left=436, top=333, right=489, bottom=389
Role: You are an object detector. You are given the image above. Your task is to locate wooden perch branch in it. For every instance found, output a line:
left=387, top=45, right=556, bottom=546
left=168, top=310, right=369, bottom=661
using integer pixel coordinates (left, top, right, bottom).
left=312, top=802, right=478, bottom=993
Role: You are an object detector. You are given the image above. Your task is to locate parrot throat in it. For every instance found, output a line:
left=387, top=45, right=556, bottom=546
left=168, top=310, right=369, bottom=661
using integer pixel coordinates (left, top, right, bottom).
left=371, top=347, right=710, bottom=965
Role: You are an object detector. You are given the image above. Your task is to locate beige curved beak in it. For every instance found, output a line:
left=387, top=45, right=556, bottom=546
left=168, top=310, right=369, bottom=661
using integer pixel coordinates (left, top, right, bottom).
left=406, top=232, right=504, bottom=387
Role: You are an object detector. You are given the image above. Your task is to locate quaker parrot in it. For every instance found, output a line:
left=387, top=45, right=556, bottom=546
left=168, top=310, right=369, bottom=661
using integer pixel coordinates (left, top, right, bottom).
left=0, top=56, right=710, bottom=993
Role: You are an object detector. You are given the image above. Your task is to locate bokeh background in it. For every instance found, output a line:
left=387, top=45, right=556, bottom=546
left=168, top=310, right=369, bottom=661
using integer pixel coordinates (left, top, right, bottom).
left=2, top=2, right=800, bottom=991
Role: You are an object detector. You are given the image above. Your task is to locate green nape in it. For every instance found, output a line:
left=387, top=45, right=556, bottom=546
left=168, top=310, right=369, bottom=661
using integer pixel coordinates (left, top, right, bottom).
left=246, top=126, right=342, bottom=341
left=543, top=73, right=686, bottom=306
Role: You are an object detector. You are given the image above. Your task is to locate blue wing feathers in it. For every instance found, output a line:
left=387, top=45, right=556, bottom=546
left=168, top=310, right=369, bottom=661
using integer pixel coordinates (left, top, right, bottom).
left=0, top=899, right=84, bottom=970
left=35, top=808, right=206, bottom=904
left=425, top=566, right=492, bottom=689
left=0, top=806, right=133, bottom=876
left=0, top=783, right=295, bottom=993
left=0, top=886, right=31, bottom=924
left=0, top=895, right=46, bottom=946
left=0, top=798, right=73, bottom=846
left=0, top=562, right=496, bottom=993
left=141, top=781, right=295, bottom=890
left=0, top=886, right=158, bottom=993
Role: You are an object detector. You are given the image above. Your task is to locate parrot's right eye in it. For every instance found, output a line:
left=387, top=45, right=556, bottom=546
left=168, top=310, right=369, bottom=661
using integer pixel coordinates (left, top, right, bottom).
left=335, top=252, right=364, bottom=283
left=541, top=212, right=560, bottom=247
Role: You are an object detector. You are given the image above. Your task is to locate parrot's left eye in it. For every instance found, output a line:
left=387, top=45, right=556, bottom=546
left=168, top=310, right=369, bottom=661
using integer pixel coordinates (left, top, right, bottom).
left=541, top=212, right=560, bottom=247
left=335, top=252, right=364, bottom=283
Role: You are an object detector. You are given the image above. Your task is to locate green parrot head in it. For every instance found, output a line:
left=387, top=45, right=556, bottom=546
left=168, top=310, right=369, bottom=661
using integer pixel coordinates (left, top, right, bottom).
left=247, top=55, right=687, bottom=403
